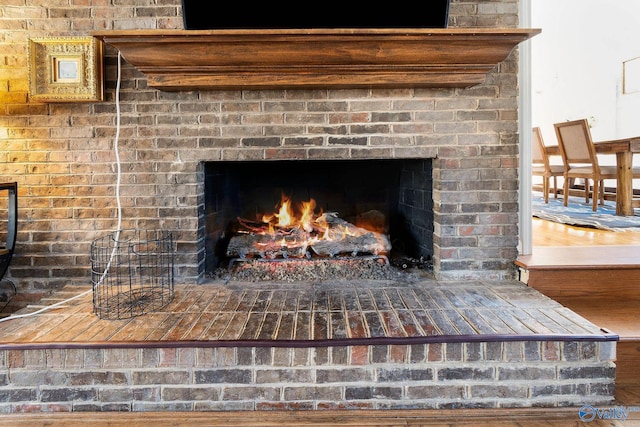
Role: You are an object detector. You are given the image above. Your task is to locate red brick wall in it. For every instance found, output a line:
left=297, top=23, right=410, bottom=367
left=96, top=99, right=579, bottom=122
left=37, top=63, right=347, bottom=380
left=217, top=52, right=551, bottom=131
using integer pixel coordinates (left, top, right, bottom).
left=0, top=1, right=523, bottom=294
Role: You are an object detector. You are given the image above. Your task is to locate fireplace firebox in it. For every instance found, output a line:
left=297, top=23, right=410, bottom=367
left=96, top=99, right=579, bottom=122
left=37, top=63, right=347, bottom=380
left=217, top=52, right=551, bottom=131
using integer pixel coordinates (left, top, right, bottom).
left=203, top=159, right=433, bottom=278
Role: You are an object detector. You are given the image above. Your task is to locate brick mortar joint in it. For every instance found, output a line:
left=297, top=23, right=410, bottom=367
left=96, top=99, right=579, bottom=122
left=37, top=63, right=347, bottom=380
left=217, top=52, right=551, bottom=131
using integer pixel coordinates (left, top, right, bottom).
left=0, top=353, right=615, bottom=370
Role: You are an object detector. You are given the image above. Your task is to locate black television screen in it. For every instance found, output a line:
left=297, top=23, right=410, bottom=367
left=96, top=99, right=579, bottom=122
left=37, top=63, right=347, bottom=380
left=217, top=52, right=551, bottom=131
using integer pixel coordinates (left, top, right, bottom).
left=181, top=1, right=450, bottom=30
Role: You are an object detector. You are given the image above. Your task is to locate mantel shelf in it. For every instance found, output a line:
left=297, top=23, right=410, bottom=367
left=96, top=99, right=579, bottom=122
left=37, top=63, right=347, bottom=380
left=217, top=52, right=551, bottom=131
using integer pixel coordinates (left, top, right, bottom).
left=92, top=28, right=540, bottom=91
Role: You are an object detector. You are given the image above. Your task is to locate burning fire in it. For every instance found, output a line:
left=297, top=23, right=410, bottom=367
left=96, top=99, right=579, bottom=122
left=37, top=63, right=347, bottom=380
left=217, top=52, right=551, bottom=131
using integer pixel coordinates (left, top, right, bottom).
left=259, top=196, right=361, bottom=244
left=262, top=197, right=318, bottom=233
left=228, top=195, right=391, bottom=260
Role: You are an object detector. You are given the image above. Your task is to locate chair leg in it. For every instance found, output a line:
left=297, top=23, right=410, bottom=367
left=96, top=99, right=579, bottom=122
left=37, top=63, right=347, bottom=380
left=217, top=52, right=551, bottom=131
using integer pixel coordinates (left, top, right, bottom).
left=543, top=177, right=549, bottom=203
left=591, top=179, right=598, bottom=211
left=552, top=176, right=558, bottom=199
left=585, top=179, right=590, bottom=204
left=563, top=175, right=569, bottom=207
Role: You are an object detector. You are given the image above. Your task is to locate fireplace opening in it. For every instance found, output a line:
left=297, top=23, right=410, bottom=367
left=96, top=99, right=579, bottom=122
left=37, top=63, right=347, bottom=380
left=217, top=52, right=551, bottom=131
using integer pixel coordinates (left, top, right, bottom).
left=203, top=159, right=433, bottom=281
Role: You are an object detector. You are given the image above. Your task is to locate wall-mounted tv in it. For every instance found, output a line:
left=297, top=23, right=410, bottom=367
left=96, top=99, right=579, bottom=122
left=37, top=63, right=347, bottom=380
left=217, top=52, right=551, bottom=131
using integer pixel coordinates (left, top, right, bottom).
left=181, top=1, right=450, bottom=30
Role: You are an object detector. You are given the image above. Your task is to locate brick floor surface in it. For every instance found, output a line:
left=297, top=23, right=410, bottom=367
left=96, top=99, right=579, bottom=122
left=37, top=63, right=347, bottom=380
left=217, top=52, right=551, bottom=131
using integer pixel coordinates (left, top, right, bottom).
left=0, top=279, right=616, bottom=347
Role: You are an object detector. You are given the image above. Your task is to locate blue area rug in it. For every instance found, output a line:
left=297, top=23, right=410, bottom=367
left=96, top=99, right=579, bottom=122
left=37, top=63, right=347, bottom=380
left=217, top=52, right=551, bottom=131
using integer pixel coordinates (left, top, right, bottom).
left=532, top=194, right=640, bottom=231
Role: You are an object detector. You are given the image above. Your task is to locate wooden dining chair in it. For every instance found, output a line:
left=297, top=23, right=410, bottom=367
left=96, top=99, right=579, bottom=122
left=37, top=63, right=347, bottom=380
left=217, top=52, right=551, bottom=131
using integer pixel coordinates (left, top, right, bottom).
left=554, top=119, right=617, bottom=211
left=532, top=127, right=564, bottom=203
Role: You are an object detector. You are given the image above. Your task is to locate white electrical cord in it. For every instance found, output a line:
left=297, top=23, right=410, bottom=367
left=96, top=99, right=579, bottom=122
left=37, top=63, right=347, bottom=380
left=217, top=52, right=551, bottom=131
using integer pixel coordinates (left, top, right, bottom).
left=0, top=51, right=124, bottom=323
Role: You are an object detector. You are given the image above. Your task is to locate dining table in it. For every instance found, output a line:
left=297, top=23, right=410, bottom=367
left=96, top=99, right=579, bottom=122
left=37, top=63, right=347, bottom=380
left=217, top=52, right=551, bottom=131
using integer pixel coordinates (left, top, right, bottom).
left=545, top=136, right=640, bottom=216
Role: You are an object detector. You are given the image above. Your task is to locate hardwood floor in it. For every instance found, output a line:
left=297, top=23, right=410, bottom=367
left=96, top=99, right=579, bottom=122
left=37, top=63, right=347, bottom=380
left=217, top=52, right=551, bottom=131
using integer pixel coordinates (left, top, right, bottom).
left=532, top=217, right=640, bottom=246
left=0, top=407, right=633, bottom=426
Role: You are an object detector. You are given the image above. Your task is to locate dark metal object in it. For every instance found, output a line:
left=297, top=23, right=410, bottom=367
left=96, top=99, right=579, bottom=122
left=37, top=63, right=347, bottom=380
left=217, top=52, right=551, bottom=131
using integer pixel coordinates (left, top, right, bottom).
left=91, top=229, right=175, bottom=320
left=0, top=182, right=17, bottom=282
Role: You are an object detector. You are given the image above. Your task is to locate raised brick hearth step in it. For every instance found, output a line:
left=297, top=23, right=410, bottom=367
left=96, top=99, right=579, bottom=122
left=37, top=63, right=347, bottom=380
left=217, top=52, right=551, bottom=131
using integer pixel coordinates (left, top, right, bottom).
left=0, top=280, right=617, bottom=413
left=0, top=281, right=615, bottom=346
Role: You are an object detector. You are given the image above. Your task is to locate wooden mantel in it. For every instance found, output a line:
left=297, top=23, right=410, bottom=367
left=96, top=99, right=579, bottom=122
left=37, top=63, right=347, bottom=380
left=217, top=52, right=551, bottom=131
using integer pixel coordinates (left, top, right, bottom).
left=92, top=28, right=540, bottom=90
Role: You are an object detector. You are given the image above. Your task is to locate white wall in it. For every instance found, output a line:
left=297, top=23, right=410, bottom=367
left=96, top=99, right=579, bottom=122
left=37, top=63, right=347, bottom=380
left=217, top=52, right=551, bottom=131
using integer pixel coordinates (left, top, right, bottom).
left=532, top=0, right=640, bottom=150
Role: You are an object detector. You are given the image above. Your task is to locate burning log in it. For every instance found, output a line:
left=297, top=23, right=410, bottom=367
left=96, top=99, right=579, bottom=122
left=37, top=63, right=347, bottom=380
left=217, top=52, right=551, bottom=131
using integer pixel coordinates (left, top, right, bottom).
left=311, top=212, right=391, bottom=257
left=227, top=210, right=391, bottom=260
left=309, top=233, right=389, bottom=257
left=226, top=227, right=310, bottom=259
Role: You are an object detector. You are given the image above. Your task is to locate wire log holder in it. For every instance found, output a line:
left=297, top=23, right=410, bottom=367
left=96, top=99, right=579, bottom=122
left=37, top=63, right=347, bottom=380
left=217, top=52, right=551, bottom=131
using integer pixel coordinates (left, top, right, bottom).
left=91, top=229, right=175, bottom=320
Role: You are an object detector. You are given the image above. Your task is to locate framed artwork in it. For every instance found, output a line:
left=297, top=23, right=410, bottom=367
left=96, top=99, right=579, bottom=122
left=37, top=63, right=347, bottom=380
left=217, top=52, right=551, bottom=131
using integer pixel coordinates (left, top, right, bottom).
left=28, top=36, right=104, bottom=102
left=623, top=57, right=640, bottom=94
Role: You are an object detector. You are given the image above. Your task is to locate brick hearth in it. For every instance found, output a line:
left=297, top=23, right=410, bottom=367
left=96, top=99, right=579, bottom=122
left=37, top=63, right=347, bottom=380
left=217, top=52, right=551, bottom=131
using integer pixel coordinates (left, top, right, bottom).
left=0, top=280, right=617, bottom=411
left=0, top=0, right=589, bottom=416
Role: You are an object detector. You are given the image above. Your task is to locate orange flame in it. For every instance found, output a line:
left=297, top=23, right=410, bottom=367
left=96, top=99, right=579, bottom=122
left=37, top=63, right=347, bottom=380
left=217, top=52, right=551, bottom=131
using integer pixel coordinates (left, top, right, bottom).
left=275, top=198, right=293, bottom=227
left=262, top=196, right=321, bottom=232
left=299, top=199, right=316, bottom=232
left=237, top=194, right=391, bottom=258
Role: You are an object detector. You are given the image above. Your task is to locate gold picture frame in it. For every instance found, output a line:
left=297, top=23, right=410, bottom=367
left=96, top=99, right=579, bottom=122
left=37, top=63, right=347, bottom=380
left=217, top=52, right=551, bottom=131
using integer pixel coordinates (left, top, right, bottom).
left=28, top=36, right=103, bottom=102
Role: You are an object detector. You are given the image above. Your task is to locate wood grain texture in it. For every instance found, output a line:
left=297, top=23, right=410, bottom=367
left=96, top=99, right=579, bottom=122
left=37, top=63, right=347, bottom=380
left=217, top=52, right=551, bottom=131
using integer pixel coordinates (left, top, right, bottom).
left=0, top=407, right=634, bottom=426
left=91, top=29, right=540, bottom=90
left=522, top=217, right=640, bottom=390
left=532, top=217, right=640, bottom=247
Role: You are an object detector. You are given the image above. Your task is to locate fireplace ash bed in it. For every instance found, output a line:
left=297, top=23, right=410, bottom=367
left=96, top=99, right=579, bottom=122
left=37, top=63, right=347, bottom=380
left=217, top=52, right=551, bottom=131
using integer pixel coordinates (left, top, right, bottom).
left=219, top=257, right=416, bottom=282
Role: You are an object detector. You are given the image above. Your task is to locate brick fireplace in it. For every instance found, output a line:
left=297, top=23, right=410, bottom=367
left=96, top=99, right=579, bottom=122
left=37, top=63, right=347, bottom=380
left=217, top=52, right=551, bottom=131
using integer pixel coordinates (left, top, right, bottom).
left=186, top=94, right=520, bottom=284
left=2, top=69, right=525, bottom=291
left=0, top=1, right=621, bottom=415
left=85, top=26, right=535, bottom=286
left=0, top=2, right=536, bottom=292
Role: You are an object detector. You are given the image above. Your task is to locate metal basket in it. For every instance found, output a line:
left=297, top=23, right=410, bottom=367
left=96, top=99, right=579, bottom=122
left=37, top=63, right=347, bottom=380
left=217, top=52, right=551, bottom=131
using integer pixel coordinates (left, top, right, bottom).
left=91, top=229, right=175, bottom=320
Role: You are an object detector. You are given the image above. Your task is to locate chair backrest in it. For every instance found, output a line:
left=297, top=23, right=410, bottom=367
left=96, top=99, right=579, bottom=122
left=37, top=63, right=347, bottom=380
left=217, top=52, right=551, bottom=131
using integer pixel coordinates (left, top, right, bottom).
left=532, top=127, right=549, bottom=168
left=553, top=119, right=600, bottom=170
